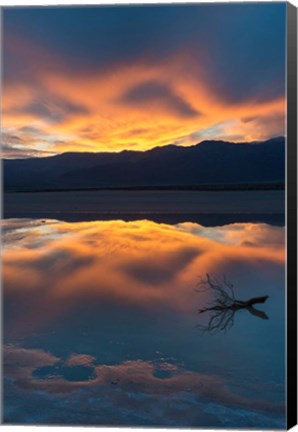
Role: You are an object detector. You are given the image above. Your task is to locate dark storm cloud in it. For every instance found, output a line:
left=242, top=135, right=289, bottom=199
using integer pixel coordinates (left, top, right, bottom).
left=121, top=81, right=199, bottom=118
left=24, top=99, right=89, bottom=122
left=200, top=3, right=286, bottom=103
left=3, top=3, right=286, bottom=103
left=6, top=96, right=89, bottom=123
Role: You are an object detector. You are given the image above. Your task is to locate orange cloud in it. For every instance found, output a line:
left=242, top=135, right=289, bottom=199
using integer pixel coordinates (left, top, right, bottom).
left=2, top=37, right=286, bottom=157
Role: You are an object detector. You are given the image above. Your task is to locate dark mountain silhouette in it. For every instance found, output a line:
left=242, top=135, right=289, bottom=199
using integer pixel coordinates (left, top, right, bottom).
left=3, top=137, right=285, bottom=191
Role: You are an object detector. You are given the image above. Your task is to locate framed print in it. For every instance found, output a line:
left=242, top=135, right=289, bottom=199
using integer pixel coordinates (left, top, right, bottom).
left=1, top=1, right=297, bottom=429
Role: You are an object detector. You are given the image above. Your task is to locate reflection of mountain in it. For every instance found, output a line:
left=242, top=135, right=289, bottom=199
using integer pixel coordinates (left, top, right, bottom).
left=4, top=136, right=285, bottom=191
left=2, top=211, right=285, bottom=227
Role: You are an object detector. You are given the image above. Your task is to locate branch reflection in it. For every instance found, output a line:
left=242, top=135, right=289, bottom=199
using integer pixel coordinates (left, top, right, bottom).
left=196, top=274, right=269, bottom=333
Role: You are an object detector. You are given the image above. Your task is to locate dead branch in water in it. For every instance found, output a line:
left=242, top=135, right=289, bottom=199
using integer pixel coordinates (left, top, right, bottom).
left=196, top=274, right=269, bottom=333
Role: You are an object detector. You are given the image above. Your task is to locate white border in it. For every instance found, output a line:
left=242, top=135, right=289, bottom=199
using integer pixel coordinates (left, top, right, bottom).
left=1, top=1, right=297, bottom=432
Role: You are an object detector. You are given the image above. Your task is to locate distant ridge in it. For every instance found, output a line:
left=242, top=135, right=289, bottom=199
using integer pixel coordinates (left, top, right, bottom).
left=3, top=136, right=285, bottom=192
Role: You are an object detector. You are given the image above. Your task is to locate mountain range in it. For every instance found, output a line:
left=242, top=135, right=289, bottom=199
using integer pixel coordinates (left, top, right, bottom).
left=3, top=136, right=285, bottom=191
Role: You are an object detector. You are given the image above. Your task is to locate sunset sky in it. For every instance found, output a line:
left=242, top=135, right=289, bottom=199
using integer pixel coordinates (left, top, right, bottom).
left=2, top=3, right=286, bottom=158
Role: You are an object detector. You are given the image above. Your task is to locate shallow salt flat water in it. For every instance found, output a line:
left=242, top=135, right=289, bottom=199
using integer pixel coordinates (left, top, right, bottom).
left=2, top=217, right=285, bottom=428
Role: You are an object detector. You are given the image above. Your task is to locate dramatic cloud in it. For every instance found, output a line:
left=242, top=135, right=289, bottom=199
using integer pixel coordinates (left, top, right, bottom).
left=2, top=4, right=286, bottom=157
left=12, top=98, right=89, bottom=124
left=121, top=81, right=199, bottom=119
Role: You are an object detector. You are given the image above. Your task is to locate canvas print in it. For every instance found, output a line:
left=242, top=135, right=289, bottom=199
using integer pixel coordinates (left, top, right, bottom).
left=1, top=2, right=290, bottom=428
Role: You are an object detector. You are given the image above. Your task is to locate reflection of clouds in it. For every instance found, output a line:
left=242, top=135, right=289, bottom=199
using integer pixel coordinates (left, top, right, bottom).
left=2, top=218, right=61, bottom=250
left=2, top=218, right=286, bottom=427
left=4, top=345, right=59, bottom=369
left=3, top=219, right=285, bottom=339
left=123, top=246, right=199, bottom=285
left=177, top=222, right=285, bottom=248
left=66, top=353, right=96, bottom=367
left=4, top=344, right=285, bottom=419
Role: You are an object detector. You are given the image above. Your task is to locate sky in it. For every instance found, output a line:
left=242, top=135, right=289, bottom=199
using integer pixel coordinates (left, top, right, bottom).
left=2, top=3, right=286, bottom=158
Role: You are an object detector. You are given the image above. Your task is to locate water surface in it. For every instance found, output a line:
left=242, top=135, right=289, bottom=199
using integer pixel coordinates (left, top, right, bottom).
left=2, top=216, right=285, bottom=427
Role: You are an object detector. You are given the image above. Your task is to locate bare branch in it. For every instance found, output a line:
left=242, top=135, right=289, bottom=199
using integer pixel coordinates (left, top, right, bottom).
left=196, top=274, right=269, bottom=334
